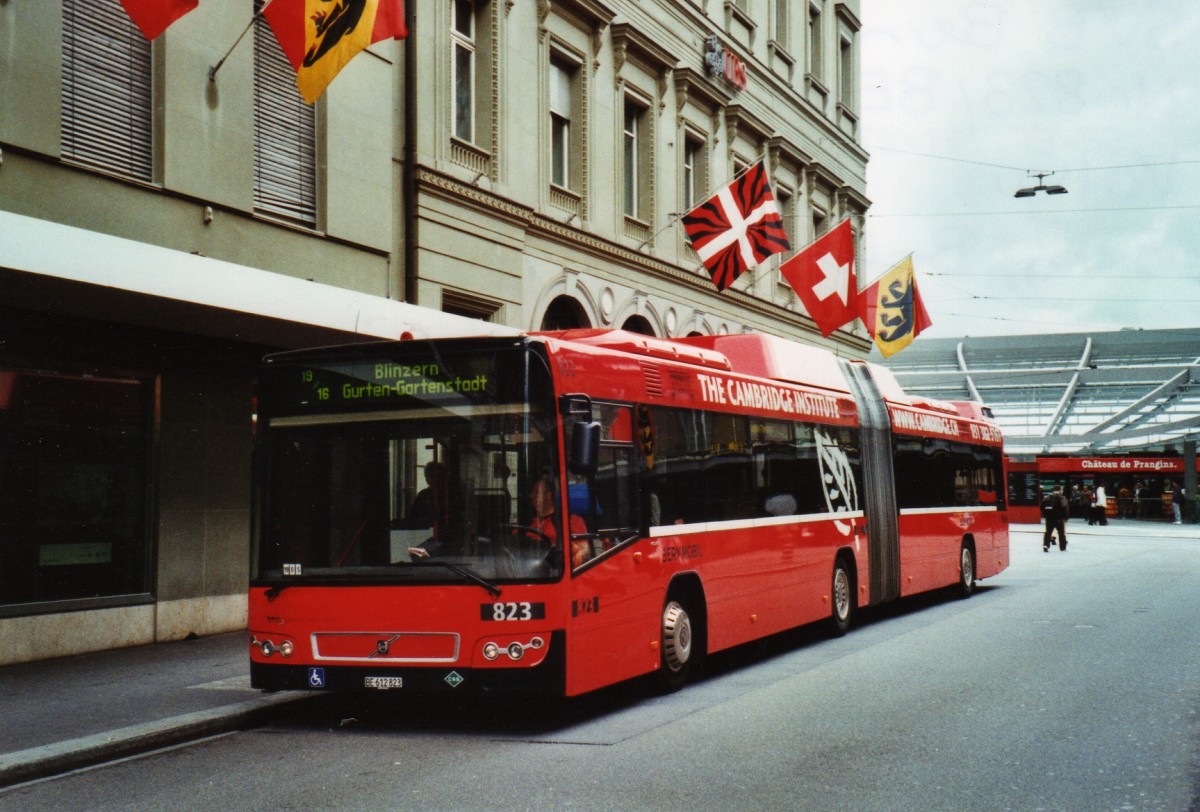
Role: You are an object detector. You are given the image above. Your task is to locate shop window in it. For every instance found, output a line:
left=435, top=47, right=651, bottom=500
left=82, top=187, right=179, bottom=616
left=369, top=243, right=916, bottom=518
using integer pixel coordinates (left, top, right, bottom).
left=0, top=370, right=152, bottom=613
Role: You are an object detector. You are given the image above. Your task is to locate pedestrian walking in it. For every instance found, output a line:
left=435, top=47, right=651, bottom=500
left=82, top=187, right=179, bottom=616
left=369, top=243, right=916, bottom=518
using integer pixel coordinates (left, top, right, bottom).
left=1171, top=481, right=1185, bottom=524
left=1041, top=485, right=1070, bottom=552
left=1093, top=484, right=1109, bottom=526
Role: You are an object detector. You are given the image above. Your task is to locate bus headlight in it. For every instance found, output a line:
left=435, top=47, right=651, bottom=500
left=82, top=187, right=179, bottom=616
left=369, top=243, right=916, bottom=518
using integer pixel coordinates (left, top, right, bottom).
left=252, top=636, right=295, bottom=658
left=480, top=636, right=544, bottom=662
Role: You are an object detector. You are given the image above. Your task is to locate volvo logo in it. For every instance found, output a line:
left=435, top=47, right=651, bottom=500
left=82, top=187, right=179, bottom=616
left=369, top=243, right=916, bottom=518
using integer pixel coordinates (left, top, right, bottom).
left=371, top=635, right=400, bottom=658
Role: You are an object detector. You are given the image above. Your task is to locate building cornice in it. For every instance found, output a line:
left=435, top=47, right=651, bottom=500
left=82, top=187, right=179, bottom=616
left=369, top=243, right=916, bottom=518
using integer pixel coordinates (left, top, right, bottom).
left=611, top=21, right=679, bottom=76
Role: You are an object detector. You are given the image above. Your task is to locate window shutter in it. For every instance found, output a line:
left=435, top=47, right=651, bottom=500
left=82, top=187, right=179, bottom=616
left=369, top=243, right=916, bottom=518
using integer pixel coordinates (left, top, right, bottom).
left=253, top=7, right=317, bottom=227
left=61, top=0, right=153, bottom=181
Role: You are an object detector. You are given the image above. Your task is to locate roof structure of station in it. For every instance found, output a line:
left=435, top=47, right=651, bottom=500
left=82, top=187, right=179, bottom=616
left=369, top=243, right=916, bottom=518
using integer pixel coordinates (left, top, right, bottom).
left=874, top=328, right=1200, bottom=458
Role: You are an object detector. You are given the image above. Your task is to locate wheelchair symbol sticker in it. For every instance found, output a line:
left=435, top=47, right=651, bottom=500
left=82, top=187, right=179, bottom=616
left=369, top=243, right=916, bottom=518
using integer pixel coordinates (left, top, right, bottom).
left=308, top=667, right=326, bottom=688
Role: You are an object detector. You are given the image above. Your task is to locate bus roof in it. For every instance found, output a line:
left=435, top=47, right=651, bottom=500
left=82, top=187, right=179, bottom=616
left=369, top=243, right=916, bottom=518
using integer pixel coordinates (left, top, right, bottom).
left=536, top=330, right=992, bottom=424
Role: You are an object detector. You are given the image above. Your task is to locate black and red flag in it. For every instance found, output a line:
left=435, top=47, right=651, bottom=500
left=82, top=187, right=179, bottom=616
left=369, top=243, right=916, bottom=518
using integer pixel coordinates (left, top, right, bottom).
left=681, top=160, right=790, bottom=291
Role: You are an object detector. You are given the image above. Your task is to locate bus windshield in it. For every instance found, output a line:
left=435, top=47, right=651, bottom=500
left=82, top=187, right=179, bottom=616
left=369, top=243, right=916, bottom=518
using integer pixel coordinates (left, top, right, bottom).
left=254, top=341, right=565, bottom=585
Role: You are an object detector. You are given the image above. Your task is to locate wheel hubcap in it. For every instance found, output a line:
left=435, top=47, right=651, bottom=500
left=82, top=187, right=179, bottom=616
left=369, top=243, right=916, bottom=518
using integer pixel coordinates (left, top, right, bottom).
left=662, top=601, right=692, bottom=672
left=833, top=568, right=850, bottom=621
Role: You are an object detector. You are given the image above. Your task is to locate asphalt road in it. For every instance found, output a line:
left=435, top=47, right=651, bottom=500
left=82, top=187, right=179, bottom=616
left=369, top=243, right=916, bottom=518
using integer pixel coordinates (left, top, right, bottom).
left=3, top=524, right=1197, bottom=811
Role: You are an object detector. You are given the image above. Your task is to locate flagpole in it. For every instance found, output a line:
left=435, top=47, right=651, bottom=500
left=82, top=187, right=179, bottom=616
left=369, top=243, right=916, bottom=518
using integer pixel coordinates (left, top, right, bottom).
left=860, top=251, right=915, bottom=288
left=635, top=211, right=686, bottom=251
left=209, top=0, right=276, bottom=82
left=701, top=157, right=765, bottom=201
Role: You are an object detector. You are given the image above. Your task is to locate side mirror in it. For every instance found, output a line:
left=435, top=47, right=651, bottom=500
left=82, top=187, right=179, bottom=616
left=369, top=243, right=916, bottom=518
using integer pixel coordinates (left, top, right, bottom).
left=570, top=421, right=601, bottom=475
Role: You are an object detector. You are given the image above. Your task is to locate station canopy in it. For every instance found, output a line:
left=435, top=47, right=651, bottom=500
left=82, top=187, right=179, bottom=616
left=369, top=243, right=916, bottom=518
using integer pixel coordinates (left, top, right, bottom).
left=875, top=328, right=1200, bottom=457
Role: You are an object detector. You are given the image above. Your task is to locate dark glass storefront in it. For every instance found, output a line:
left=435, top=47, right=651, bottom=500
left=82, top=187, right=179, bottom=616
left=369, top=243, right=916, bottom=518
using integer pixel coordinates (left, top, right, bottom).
left=1007, top=456, right=1197, bottom=523
left=0, top=368, right=153, bottom=614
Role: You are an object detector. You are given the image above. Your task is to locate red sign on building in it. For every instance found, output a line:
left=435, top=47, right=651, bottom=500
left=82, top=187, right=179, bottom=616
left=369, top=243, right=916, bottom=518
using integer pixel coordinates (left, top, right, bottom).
left=704, top=36, right=748, bottom=91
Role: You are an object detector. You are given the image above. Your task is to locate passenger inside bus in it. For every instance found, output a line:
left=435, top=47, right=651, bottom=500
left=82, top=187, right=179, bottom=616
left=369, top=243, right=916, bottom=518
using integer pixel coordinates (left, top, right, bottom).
left=763, top=493, right=797, bottom=516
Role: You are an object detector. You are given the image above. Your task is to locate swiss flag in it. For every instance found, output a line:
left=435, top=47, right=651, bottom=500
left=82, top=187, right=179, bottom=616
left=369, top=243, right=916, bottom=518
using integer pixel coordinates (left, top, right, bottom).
left=779, top=218, right=859, bottom=336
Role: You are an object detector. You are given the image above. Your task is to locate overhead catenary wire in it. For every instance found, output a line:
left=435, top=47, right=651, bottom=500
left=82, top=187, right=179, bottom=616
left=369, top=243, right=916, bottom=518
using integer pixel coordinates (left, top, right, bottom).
left=869, top=203, right=1200, bottom=218
left=926, top=271, right=1198, bottom=279
left=869, top=146, right=1200, bottom=175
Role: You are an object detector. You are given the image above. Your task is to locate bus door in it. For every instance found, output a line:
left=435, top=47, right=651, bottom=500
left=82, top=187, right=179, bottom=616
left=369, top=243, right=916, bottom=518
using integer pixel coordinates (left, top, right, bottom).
left=840, top=360, right=900, bottom=604
left=560, top=399, right=659, bottom=695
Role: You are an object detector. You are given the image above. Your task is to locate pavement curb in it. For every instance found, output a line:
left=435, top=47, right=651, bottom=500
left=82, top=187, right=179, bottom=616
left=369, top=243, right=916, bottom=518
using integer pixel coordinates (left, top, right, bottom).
left=0, top=693, right=310, bottom=788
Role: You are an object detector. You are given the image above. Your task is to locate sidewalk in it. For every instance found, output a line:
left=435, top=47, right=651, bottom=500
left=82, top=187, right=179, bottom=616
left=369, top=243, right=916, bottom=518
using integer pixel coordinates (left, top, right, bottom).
left=1011, top=517, right=1199, bottom=541
left=0, top=631, right=311, bottom=788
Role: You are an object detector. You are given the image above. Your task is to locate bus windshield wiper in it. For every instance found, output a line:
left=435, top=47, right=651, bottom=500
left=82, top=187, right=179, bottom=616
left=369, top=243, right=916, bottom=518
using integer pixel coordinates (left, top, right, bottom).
left=411, top=560, right=502, bottom=597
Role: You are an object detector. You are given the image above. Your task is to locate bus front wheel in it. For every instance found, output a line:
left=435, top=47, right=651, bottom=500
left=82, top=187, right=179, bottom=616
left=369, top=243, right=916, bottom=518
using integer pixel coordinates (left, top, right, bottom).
left=830, top=559, right=854, bottom=636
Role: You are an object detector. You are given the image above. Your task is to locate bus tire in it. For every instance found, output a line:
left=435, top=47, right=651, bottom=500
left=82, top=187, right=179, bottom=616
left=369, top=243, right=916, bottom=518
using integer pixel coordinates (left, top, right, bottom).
left=830, top=558, right=854, bottom=636
left=957, top=543, right=976, bottom=598
left=658, top=597, right=696, bottom=692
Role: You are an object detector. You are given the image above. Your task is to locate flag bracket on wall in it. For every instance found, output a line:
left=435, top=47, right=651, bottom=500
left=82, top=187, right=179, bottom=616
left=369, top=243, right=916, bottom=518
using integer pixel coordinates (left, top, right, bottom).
left=208, top=10, right=269, bottom=83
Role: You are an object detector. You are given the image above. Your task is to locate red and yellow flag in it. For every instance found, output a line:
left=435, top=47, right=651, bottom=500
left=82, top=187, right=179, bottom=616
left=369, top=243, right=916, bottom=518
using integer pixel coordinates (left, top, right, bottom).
left=263, top=0, right=407, bottom=104
left=120, top=0, right=199, bottom=40
left=857, top=255, right=932, bottom=357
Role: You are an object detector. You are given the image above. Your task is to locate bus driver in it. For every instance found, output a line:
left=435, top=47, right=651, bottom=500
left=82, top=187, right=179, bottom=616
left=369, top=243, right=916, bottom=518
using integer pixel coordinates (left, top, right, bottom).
left=529, top=474, right=590, bottom=568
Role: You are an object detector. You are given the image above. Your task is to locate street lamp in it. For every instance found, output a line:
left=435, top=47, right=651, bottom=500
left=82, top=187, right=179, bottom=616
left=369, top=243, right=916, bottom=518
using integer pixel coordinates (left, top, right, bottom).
left=1014, top=171, right=1068, bottom=198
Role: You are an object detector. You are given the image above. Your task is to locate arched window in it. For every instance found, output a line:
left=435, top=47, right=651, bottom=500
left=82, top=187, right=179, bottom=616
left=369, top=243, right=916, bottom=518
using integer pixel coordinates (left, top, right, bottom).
left=621, top=315, right=655, bottom=336
left=540, top=296, right=590, bottom=330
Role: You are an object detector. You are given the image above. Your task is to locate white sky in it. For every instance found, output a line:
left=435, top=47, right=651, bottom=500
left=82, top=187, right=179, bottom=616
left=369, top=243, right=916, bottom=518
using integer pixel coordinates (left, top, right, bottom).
left=859, top=1, right=1200, bottom=337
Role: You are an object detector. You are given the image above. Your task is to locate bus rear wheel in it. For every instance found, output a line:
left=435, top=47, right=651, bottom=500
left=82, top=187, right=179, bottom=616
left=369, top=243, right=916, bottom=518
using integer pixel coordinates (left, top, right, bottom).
left=658, top=598, right=695, bottom=692
left=830, top=559, right=854, bottom=636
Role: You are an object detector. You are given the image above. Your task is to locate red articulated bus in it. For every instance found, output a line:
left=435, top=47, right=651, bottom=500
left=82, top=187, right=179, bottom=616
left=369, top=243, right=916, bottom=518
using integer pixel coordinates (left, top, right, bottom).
left=249, top=329, right=1008, bottom=696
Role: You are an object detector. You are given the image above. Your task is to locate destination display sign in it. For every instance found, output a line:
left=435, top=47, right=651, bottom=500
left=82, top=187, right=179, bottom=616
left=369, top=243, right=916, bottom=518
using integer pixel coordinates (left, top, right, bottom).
left=261, top=347, right=533, bottom=417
